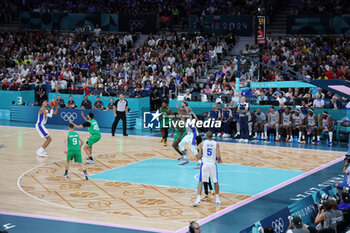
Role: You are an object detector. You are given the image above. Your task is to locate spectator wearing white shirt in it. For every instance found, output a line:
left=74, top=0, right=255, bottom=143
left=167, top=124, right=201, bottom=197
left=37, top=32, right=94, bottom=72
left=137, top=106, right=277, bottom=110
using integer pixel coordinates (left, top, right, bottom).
left=186, top=65, right=195, bottom=79
left=94, top=24, right=102, bottom=37
left=184, top=89, right=192, bottom=101
left=276, top=92, right=287, bottom=104
left=214, top=42, right=223, bottom=59
left=90, top=72, right=98, bottom=85
left=313, top=94, right=325, bottom=108
left=167, top=54, right=175, bottom=65
left=200, top=89, right=208, bottom=102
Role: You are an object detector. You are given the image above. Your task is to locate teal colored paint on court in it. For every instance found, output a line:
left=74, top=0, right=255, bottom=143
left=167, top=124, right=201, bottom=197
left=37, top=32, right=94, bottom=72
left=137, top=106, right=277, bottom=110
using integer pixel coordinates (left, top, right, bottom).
left=90, top=158, right=304, bottom=195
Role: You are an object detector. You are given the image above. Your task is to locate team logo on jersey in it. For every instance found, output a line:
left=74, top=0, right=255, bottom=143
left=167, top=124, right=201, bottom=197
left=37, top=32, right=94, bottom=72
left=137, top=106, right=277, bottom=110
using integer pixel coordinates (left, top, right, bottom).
left=143, top=111, right=161, bottom=129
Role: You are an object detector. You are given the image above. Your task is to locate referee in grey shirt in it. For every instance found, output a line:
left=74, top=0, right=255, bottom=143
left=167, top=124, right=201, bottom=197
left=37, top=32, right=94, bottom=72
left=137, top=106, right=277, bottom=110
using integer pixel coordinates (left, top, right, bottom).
left=112, top=94, right=128, bottom=136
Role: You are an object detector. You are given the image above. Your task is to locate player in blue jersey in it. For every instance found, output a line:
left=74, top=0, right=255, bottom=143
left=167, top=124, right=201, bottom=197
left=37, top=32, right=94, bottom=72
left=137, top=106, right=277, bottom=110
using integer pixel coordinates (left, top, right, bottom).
left=35, top=100, right=58, bottom=156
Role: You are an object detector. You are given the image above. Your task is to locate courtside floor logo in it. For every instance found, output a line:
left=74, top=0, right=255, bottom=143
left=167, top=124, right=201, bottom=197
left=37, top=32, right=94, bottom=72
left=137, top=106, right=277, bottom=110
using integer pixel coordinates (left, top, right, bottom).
left=143, top=110, right=222, bottom=129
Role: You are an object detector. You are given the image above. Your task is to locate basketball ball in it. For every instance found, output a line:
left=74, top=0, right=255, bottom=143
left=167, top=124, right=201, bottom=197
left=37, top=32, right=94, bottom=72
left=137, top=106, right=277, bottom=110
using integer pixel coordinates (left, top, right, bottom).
left=50, top=99, right=58, bottom=107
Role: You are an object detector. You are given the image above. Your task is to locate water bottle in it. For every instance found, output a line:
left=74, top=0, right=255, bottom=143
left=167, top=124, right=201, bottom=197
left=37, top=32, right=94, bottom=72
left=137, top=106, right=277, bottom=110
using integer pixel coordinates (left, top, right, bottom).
left=269, top=134, right=272, bottom=141
left=307, top=137, right=310, bottom=144
left=272, top=135, right=275, bottom=141
left=326, top=138, right=329, bottom=144
left=257, top=133, right=261, bottom=140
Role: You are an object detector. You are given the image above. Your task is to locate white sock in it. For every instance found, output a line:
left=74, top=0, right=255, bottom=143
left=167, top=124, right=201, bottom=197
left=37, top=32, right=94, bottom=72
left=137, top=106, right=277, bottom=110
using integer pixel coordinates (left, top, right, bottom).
left=216, top=194, right=220, bottom=201
left=329, top=132, right=333, bottom=142
left=196, top=195, right=201, bottom=202
left=317, top=135, right=320, bottom=141
left=197, top=159, right=202, bottom=164
left=313, top=136, right=315, bottom=141
left=298, top=131, right=302, bottom=139
left=183, top=155, right=187, bottom=160
left=39, top=147, right=44, bottom=151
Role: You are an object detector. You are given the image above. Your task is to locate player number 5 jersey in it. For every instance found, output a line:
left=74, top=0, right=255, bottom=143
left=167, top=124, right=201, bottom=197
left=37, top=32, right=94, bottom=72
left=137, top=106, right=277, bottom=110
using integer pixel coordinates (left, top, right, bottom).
left=202, top=140, right=217, bottom=164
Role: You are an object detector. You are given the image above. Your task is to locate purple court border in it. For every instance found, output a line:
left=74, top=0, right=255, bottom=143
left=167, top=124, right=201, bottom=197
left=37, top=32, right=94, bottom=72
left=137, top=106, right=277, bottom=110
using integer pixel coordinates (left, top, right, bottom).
left=176, top=156, right=345, bottom=233
left=0, top=211, right=174, bottom=233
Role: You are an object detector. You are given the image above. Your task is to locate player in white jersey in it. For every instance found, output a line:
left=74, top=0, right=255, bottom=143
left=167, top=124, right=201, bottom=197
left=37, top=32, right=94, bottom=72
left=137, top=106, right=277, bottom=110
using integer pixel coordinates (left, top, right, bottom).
left=279, top=107, right=293, bottom=142
left=35, top=100, right=58, bottom=156
left=176, top=103, right=201, bottom=168
left=193, top=131, right=222, bottom=206
left=318, top=111, right=334, bottom=147
left=306, top=109, right=319, bottom=145
left=292, top=109, right=305, bottom=143
left=264, top=106, right=279, bottom=139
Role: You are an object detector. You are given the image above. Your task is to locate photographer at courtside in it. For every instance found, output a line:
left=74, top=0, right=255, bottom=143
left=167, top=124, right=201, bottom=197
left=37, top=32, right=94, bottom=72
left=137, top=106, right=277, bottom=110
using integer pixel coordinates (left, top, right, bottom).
left=335, top=156, right=350, bottom=193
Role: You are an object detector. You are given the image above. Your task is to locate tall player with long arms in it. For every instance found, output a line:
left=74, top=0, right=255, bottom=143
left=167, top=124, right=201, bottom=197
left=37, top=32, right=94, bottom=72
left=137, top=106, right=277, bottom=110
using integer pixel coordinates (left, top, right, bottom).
left=69, top=112, right=101, bottom=164
left=36, top=100, right=58, bottom=156
left=193, top=131, right=222, bottom=206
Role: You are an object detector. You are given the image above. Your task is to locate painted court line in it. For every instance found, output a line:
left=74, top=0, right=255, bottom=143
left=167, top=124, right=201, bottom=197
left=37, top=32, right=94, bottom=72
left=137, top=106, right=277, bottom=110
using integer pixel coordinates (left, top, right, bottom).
left=176, top=155, right=345, bottom=233
left=0, top=124, right=347, bottom=153
left=0, top=211, right=173, bottom=233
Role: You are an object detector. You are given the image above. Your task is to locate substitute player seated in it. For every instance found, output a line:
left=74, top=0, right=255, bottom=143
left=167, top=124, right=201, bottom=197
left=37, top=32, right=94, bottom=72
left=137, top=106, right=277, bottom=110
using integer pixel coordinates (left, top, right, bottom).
left=253, top=108, right=266, bottom=140
left=318, top=111, right=334, bottom=147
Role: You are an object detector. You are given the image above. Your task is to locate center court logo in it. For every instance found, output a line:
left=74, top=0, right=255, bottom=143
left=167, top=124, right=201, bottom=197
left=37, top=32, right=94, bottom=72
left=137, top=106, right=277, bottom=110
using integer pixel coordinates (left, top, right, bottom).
left=60, top=112, right=78, bottom=121
left=143, top=110, right=222, bottom=129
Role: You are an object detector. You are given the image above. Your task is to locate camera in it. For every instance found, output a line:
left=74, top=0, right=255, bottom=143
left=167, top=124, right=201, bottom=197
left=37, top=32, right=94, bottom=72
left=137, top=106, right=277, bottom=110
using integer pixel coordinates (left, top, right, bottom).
left=344, top=187, right=350, bottom=193
left=344, top=154, right=350, bottom=162
left=321, top=193, right=336, bottom=201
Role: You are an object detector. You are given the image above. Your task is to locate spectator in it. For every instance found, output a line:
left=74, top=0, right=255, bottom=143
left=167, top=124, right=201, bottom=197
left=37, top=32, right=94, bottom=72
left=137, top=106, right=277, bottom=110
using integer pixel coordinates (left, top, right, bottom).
left=93, top=96, right=104, bottom=110
left=56, top=95, right=65, bottom=108
left=276, top=92, right=287, bottom=104
left=184, top=90, right=192, bottom=101
left=80, top=84, right=90, bottom=95
left=80, top=95, right=92, bottom=109
left=257, top=91, right=268, bottom=104
left=66, top=95, right=76, bottom=108
left=330, top=95, right=342, bottom=109
left=91, top=84, right=102, bottom=96
left=150, top=88, right=161, bottom=111
left=133, top=87, right=142, bottom=98
left=313, top=94, right=325, bottom=108
left=200, top=89, right=208, bottom=102
left=35, top=82, right=47, bottom=105
left=106, top=98, right=114, bottom=111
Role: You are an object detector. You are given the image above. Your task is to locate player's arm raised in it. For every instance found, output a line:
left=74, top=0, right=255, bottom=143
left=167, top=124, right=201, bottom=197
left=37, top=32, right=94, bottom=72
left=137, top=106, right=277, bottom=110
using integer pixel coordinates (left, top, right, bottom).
left=216, top=143, right=222, bottom=163
left=196, top=142, right=203, bottom=160
left=81, top=111, right=88, bottom=122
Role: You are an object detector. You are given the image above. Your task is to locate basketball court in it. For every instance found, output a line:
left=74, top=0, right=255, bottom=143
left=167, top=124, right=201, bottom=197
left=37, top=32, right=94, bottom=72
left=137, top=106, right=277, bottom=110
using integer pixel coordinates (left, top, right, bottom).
left=0, top=122, right=347, bottom=233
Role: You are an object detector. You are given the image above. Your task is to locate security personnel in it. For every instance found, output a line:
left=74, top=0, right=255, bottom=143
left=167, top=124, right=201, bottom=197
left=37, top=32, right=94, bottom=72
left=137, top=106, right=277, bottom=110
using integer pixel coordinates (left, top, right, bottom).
left=112, top=94, right=128, bottom=136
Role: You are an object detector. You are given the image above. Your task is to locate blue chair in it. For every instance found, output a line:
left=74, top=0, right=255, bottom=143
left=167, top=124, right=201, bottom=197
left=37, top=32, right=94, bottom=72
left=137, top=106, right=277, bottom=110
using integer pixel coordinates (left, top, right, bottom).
left=337, top=120, right=350, bottom=143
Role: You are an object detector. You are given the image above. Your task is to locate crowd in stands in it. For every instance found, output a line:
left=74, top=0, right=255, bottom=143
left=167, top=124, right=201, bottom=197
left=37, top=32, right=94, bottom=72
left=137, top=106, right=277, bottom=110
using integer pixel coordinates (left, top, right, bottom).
left=0, top=27, right=237, bottom=103
left=290, top=0, right=350, bottom=16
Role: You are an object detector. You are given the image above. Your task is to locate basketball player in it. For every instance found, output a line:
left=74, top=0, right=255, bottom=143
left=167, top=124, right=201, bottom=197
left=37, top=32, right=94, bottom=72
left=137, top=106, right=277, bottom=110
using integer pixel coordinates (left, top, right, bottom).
left=253, top=108, right=266, bottom=139
left=172, top=112, right=187, bottom=157
left=238, top=96, right=249, bottom=143
left=36, top=100, right=58, bottom=156
left=279, top=107, right=293, bottom=142
left=63, top=123, right=88, bottom=180
left=193, top=131, right=222, bottom=206
left=178, top=116, right=200, bottom=167
left=195, top=135, right=214, bottom=201
left=159, top=101, right=173, bottom=146
left=292, top=109, right=305, bottom=143
left=69, top=112, right=101, bottom=164
left=306, top=109, right=319, bottom=145
left=318, top=112, right=334, bottom=147
left=264, top=106, right=279, bottom=140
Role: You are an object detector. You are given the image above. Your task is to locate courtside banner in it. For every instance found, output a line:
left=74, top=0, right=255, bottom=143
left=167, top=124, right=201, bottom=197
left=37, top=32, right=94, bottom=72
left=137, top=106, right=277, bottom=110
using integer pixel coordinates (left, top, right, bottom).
left=250, top=81, right=316, bottom=89
left=10, top=106, right=137, bottom=129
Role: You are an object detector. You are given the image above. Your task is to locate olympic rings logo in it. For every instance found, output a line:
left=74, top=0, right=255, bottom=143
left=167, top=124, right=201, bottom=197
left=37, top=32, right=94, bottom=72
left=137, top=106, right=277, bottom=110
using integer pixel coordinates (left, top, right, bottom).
left=271, top=218, right=284, bottom=233
left=128, top=19, right=145, bottom=29
left=60, top=112, right=78, bottom=121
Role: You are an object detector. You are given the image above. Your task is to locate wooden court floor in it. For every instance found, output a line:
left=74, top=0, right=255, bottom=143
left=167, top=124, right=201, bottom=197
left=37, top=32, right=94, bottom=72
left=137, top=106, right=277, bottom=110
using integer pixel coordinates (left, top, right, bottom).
left=0, top=126, right=345, bottom=232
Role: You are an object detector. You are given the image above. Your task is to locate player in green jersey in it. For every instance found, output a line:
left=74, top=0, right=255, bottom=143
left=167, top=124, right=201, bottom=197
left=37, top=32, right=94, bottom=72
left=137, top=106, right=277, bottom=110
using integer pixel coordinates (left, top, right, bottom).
left=64, top=123, right=88, bottom=180
left=69, top=112, right=101, bottom=164
left=171, top=112, right=186, bottom=158
left=159, top=101, right=173, bottom=146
